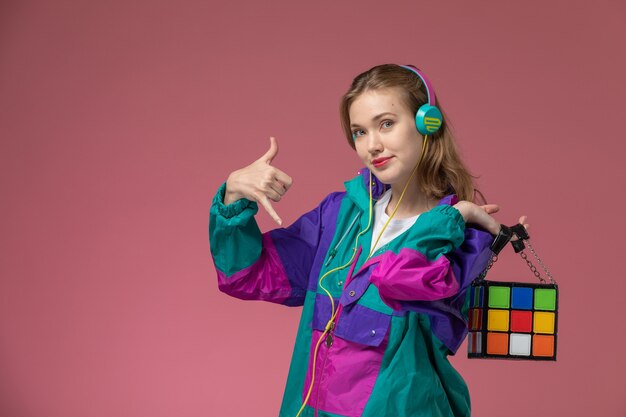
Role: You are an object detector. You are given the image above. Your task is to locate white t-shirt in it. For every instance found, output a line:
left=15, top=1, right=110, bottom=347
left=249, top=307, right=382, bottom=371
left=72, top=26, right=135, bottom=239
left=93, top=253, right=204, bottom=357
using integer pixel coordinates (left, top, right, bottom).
left=370, top=189, right=420, bottom=254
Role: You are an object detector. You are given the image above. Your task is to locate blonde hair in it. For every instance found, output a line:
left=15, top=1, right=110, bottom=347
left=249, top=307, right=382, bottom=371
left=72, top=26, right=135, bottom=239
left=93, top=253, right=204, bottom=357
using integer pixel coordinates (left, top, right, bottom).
left=339, top=64, right=485, bottom=204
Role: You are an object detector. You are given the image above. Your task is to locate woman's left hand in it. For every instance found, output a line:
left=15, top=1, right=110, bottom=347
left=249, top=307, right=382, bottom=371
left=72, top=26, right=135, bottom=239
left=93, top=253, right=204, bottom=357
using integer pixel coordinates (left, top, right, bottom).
left=453, top=201, right=530, bottom=238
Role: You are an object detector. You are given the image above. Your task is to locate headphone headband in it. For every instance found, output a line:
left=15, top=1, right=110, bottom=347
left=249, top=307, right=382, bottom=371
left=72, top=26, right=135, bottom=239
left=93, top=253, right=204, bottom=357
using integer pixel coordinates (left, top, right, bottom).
left=399, top=65, right=437, bottom=107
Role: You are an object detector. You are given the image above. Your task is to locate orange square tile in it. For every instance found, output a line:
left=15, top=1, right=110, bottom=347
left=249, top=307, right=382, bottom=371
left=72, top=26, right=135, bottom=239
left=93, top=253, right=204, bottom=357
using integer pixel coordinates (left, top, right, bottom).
left=486, top=332, right=509, bottom=355
left=533, top=334, right=555, bottom=357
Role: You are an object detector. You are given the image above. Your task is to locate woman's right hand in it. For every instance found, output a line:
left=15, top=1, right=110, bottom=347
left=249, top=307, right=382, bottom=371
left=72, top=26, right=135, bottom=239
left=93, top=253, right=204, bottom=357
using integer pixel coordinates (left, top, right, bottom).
left=224, top=136, right=293, bottom=225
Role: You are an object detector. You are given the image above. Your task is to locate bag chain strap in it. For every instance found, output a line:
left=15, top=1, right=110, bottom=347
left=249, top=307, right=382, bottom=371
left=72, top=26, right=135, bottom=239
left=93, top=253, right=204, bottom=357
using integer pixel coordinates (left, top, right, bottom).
left=519, top=240, right=556, bottom=284
left=475, top=223, right=557, bottom=285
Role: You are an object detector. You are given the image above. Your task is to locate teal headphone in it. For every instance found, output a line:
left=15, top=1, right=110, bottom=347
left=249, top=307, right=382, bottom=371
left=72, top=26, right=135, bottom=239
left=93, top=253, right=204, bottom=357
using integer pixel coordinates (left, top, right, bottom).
left=399, top=65, right=443, bottom=135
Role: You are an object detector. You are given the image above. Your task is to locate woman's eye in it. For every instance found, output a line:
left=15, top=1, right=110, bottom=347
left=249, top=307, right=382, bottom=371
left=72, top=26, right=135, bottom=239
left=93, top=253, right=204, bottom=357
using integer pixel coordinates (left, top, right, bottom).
left=382, top=120, right=394, bottom=128
left=352, top=130, right=364, bottom=139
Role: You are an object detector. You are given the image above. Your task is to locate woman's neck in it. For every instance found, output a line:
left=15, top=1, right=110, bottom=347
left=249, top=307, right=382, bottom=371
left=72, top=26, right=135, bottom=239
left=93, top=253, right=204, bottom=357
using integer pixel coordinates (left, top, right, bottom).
left=385, top=183, right=438, bottom=219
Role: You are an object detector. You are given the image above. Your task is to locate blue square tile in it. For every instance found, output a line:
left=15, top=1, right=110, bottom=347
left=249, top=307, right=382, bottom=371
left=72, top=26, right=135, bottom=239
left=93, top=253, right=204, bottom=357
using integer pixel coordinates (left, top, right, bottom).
left=511, top=287, right=533, bottom=310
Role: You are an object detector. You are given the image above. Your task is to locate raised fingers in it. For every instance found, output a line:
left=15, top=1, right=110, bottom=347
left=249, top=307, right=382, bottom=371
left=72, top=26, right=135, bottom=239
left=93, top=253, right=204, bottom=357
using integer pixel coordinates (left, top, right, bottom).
left=260, top=136, right=279, bottom=164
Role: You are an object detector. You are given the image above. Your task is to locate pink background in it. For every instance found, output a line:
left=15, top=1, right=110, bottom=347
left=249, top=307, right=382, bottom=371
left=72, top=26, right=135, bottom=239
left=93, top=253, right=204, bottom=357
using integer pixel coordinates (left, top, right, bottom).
left=1, top=0, right=625, bottom=416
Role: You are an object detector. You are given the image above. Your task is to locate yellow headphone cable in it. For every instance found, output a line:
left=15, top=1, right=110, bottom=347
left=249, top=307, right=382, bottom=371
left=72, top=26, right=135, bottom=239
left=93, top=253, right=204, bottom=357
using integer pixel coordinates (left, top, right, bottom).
left=294, top=135, right=429, bottom=417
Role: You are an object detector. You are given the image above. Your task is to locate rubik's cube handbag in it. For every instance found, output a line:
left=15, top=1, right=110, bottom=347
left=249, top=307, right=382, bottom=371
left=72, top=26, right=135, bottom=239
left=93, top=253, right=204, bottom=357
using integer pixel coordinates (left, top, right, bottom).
left=467, top=224, right=558, bottom=360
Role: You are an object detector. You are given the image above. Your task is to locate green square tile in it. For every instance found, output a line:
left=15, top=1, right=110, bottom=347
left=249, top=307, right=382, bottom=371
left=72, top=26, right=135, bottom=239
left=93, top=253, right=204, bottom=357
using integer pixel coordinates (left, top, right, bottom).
left=488, top=286, right=510, bottom=308
left=534, top=288, right=556, bottom=311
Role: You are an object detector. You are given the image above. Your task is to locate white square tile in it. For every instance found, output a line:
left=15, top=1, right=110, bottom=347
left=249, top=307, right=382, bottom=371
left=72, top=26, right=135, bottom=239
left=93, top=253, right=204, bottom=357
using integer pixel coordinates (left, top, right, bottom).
left=509, top=333, right=531, bottom=356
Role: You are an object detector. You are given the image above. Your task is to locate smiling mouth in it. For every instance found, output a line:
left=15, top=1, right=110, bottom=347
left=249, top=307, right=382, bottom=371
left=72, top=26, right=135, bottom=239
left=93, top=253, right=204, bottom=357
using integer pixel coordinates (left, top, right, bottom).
left=372, top=157, right=392, bottom=167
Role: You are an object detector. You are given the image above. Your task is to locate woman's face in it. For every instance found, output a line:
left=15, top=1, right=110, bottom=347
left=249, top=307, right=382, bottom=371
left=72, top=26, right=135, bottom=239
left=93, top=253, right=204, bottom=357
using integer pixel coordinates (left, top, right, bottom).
left=349, top=87, right=423, bottom=187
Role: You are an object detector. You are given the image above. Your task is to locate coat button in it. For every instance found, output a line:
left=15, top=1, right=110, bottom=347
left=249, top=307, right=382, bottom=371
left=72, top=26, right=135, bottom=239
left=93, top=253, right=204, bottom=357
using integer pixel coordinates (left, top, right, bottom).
left=349, top=290, right=356, bottom=297
left=371, top=330, right=376, bottom=336
left=337, top=281, right=343, bottom=287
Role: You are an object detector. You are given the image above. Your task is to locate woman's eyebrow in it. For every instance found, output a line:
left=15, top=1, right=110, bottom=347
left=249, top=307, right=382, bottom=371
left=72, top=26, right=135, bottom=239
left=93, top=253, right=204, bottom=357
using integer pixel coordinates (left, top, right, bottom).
left=350, top=112, right=397, bottom=128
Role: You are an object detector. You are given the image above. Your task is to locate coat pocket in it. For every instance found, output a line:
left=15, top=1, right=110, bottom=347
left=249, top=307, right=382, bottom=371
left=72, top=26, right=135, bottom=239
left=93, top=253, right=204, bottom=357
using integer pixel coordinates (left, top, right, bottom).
left=311, top=292, right=391, bottom=347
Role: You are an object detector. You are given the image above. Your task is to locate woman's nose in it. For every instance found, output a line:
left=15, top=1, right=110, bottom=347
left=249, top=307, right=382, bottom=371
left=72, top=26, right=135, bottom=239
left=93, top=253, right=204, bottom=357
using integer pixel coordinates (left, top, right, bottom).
left=367, top=133, right=383, bottom=154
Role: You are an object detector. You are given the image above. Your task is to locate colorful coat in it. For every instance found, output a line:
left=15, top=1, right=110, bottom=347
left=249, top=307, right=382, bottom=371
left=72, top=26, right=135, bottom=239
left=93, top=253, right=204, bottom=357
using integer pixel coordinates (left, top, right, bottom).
left=209, top=168, right=494, bottom=417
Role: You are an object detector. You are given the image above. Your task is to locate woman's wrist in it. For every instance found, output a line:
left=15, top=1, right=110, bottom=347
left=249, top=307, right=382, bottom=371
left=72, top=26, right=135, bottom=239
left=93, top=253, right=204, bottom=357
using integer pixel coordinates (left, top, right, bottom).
left=453, top=200, right=501, bottom=235
left=224, top=187, right=244, bottom=205
left=452, top=201, right=473, bottom=223
left=224, top=173, right=245, bottom=205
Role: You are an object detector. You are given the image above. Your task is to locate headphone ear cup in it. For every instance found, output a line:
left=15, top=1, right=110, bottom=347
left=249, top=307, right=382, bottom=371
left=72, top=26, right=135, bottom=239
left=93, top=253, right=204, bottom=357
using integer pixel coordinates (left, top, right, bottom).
left=415, top=104, right=443, bottom=135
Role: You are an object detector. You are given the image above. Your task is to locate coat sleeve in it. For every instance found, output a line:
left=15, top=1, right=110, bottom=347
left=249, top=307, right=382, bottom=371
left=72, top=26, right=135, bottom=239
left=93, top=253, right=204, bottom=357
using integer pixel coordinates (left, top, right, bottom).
left=209, top=182, right=335, bottom=307
left=369, top=204, right=493, bottom=310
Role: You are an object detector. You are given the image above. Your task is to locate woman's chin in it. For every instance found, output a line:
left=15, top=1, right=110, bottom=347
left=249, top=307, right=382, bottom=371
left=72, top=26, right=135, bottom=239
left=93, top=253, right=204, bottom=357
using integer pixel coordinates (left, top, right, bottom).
left=371, top=166, right=396, bottom=181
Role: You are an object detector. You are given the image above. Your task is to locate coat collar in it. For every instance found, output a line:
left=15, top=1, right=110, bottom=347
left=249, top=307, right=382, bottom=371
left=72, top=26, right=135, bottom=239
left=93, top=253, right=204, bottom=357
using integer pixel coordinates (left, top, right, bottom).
left=344, top=167, right=458, bottom=212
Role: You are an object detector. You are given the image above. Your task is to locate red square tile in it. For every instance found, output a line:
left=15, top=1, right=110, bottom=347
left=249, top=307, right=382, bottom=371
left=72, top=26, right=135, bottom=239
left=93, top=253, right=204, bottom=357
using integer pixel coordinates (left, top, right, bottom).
left=510, top=310, right=532, bottom=333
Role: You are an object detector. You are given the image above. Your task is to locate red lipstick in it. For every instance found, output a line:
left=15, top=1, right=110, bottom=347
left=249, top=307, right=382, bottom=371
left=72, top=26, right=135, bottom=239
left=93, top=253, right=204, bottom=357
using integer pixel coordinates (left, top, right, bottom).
left=372, top=157, right=392, bottom=168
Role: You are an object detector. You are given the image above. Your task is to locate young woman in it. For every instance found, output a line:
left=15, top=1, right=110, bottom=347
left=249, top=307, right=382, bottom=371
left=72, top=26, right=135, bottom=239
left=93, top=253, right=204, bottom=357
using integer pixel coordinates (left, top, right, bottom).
left=209, top=64, right=528, bottom=417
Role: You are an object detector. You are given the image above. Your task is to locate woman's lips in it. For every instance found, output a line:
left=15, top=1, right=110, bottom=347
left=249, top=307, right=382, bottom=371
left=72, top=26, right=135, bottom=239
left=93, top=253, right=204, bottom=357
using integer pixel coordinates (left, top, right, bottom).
left=372, top=157, right=392, bottom=168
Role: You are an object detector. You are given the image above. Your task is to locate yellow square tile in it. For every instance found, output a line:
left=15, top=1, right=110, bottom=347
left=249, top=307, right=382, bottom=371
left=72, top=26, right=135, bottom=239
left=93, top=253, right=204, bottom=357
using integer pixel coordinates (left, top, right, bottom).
left=533, top=311, right=555, bottom=334
left=487, top=309, right=509, bottom=331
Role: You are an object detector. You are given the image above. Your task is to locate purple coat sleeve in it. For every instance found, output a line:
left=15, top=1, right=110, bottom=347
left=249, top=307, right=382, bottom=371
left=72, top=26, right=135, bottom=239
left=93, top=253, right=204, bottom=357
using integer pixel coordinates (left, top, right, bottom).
left=210, top=183, right=341, bottom=306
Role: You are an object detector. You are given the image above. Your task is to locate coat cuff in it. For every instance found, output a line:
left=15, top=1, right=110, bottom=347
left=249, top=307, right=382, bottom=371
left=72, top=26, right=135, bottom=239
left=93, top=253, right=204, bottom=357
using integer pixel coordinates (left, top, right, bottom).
left=212, top=182, right=258, bottom=219
left=428, top=204, right=466, bottom=250
left=434, top=204, right=465, bottom=232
